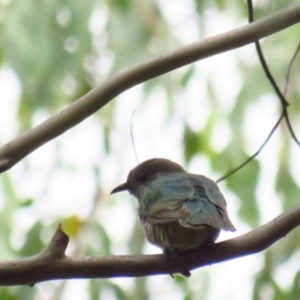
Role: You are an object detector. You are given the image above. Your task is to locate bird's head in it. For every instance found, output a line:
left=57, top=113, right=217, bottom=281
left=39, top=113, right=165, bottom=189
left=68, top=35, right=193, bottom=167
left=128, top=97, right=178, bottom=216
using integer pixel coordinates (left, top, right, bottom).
left=110, top=158, right=185, bottom=198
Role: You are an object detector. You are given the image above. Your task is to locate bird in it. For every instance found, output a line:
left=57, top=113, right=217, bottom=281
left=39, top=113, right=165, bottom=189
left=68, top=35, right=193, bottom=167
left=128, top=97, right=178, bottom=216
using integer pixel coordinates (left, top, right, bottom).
left=111, top=158, right=236, bottom=256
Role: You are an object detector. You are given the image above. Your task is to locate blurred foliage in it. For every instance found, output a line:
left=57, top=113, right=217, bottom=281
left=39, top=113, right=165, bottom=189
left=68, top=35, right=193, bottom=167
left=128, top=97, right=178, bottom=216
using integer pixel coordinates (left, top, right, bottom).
left=3, top=0, right=96, bottom=129
left=0, top=0, right=300, bottom=299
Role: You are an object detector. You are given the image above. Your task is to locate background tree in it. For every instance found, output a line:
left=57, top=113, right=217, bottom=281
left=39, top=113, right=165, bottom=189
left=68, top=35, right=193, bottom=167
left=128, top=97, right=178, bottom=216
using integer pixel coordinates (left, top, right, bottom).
left=0, top=0, right=300, bottom=299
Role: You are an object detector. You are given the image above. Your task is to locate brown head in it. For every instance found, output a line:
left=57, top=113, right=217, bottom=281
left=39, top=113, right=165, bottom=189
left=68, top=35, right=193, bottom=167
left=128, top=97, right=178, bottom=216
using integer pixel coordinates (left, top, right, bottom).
left=110, top=158, right=185, bottom=198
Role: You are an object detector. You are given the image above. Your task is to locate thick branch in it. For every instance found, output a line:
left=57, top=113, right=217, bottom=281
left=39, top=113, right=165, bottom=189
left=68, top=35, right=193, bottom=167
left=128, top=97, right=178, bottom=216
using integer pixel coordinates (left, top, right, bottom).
left=0, top=204, right=299, bottom=286
left=0, top=4, right=300, bottom=172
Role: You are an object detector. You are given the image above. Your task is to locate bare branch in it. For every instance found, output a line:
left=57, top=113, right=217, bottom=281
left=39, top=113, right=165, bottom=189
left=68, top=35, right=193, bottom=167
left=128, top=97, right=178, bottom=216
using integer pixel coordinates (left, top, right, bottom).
left=217, top=112, right=285, bottom=182
left=283, top=39, right=300, bottom=97
left=217, top=1, right=300, bottom=182
left=0, top=224, right=69, bottom=287
left=284, top=114, right=300, bottom=146
left=0, top=205, right=299, bottom=285
left=247, top=0, right=289, bottom=107
left=247, top=0, right=300, bottom=146
left=0, top=3, right=300, bottom=173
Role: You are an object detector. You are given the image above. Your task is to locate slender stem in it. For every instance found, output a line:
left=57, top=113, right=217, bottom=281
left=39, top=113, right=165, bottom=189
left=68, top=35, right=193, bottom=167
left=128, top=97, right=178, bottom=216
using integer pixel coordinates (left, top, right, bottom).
left=217, top=112, right=284, bottom=182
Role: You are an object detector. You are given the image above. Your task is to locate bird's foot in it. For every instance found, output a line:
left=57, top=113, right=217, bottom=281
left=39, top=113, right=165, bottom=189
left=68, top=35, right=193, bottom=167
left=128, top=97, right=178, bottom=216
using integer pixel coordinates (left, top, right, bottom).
left=163, top=248, right=191, bottom=278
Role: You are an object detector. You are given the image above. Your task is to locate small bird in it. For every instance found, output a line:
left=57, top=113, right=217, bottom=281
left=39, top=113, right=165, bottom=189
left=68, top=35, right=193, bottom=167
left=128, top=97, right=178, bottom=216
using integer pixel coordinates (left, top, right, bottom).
left=111, top=158, right=236, bottom=256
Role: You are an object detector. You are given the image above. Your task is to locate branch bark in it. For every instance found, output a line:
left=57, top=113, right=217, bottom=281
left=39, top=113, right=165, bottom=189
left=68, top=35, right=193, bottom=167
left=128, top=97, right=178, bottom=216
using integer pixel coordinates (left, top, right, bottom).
left=0, top=204, right=299, bottom=286
left=0, top=3, right=300, bottom=173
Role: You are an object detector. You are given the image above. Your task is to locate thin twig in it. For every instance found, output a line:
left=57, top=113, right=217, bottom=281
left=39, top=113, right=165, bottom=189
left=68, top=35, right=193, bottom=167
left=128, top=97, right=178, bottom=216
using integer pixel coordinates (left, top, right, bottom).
left=247, top=0, right=300, bottom=147
left=283, top=39, right=300, bottom=96
left=247, top=0, right=289, bottom=107
left=130, top=110, right=139, bottom=164
left=285, top=113, right=300, bottom=146
left=217, top=112, right=284, bottom=182
left=218, top=1, right=300, bottom=181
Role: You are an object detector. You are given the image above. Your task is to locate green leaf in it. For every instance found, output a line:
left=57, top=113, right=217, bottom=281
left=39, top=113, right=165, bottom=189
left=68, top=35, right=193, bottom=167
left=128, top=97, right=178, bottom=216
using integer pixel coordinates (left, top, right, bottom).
left=0, top=287, right=17, bottom=300
left=276, top=165, right=300, bottom=209
left=20, top=221, right=44, bottom=257
left=226, top=158, right=260, bottom=227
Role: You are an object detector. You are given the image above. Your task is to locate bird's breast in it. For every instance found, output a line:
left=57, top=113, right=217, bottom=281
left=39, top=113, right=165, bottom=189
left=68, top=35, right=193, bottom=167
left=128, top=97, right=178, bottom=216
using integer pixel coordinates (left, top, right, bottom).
left=141, top=220, right=220, bottom=251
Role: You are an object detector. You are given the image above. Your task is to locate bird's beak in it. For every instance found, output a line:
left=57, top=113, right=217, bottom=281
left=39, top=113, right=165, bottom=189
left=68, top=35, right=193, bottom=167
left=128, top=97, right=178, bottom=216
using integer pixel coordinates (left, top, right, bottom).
left=110, top=182, right=128, bottom=194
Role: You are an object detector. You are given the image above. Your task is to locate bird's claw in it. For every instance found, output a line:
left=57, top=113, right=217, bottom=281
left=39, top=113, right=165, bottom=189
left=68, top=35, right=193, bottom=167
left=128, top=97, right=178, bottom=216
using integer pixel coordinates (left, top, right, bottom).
left=164, top=248, right=191, bottom=278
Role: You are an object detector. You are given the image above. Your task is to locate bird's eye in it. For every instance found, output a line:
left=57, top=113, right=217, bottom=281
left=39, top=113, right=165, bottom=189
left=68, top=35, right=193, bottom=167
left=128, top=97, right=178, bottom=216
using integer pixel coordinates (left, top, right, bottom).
left=138, top=174, right=147, bottom=183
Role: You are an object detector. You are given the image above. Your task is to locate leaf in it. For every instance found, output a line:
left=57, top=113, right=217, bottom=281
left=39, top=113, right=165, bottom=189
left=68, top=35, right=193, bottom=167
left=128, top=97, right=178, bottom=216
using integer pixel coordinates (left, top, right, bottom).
left=276, top=165, right=300, bottom=210
left=183, top=125, right=203, bottom=162
left=19, top=221, right=44, bottom=257
left=61, top=215, right=82, bottom=238
left=0, top=287, right=17, bottom=300
left=19, top=198, right=33, bottom=207
left=226, top=158, right=260, bottom=227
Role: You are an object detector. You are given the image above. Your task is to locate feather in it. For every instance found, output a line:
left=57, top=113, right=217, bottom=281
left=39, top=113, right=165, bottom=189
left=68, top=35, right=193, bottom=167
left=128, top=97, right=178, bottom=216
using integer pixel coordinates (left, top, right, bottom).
left=138, top=172, right=236, bottom=231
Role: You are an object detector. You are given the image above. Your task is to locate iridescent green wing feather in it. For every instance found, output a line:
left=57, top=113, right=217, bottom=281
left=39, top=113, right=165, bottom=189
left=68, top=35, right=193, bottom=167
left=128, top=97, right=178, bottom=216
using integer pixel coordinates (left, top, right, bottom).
left=139, top=173, right=235, bottom=231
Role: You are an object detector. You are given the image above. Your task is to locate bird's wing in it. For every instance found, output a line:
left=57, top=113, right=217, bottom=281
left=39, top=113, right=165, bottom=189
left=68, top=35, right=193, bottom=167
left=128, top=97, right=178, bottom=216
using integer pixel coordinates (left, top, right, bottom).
left=139, top=173, right=194, bottom=222
left=139, top=173, right=236, bottom=231
left=182, top=174, right=236, bottom=231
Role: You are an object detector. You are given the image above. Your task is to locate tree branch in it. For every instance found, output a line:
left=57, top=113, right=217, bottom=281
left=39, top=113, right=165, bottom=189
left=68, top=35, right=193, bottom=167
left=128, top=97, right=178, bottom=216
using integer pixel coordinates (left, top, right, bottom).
left=0, top=3, right=300, bottom=173
left=0, top=204, right=299, bottom=286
